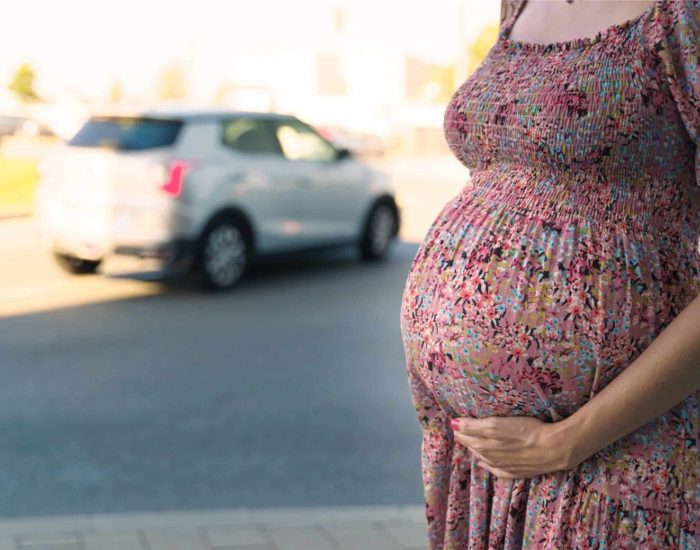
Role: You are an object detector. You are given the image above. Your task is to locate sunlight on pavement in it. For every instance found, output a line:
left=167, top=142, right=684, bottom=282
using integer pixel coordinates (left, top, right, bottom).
left=0, top=277, right=163, bottom=319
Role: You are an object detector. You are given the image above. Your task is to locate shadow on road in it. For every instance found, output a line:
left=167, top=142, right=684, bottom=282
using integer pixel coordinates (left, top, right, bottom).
left=0, top=237, right=423, bottom=517
left=102, top=240, right=420, bottom=297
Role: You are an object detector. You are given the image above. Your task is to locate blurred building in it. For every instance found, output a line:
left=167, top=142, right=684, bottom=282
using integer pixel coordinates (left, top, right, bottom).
left=0, top=0, right=499, bottom=157
left=205, top=1, right=498, bottom=156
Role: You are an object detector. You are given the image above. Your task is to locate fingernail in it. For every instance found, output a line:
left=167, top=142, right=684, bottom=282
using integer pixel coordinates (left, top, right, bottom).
left=450, top=419, right=459, bottom=430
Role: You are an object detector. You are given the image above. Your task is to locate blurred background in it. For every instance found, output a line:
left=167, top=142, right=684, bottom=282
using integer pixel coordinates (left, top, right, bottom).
left=0, top=0, right=499, bottom=526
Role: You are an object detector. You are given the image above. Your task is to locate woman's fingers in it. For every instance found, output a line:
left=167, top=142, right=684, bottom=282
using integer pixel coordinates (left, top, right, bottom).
left=453, top=432, right=500, bottom=452
left=476, top=460, right=519, bottom=479
left=464, top=440, right=547, bottom=477
left=452, top=415, right=567, bottom=478
left=467, top=447, right=490, bottom=465
left=453, top=432, right=519, bottom=457
left=469, top=449, right=516, bottom=478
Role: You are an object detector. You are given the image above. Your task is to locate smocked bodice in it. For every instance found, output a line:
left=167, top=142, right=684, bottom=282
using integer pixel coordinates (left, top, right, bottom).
left=442, top=0, right=699, bottom=235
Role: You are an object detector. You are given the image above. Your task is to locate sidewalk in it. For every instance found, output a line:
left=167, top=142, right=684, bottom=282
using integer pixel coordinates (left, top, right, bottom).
left=0, top=505, right=427, bottom=550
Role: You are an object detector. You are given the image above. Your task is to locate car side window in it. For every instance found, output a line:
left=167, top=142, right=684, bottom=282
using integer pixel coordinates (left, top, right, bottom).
left=273, top=118, right=338, bottom=162
left=221, top=118, right=283, bottom=155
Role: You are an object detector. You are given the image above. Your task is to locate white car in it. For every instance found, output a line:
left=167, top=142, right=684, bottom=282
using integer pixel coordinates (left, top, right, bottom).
left=34, top=107, right=401, bottom=290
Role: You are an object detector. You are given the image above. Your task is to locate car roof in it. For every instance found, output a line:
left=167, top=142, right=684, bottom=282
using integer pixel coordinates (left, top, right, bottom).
left=89, top=106, right=297, bottom=123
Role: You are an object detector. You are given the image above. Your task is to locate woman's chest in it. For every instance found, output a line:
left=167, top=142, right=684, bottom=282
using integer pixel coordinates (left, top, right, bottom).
left=443, top=42, right=683, bottom=174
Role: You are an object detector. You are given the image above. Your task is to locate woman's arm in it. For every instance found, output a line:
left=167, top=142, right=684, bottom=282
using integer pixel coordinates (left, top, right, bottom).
left=555, top=291, right=700, bottom=469
left=450, top=292, right=700, bottom=479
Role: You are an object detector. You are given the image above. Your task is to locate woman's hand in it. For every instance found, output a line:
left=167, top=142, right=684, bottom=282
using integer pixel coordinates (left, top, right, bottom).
left=450, top=415, right=580, bottom=480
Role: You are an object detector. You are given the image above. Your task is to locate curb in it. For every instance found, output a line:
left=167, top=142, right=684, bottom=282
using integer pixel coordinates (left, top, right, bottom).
left=0, top=505, right=427, bottom=550
left=0, top=505, right=425, bottom=534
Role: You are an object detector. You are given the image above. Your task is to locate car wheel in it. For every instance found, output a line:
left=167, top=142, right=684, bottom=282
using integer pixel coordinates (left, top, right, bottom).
left=52, top=252, right=102, bottom=275
left=359, top=201, right=398, bottom=261
left=195, top=217, right=250, bottom=290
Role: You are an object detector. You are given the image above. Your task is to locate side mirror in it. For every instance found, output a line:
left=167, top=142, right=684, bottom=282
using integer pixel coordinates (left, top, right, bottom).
left=335, top=147, right=352, bottom=161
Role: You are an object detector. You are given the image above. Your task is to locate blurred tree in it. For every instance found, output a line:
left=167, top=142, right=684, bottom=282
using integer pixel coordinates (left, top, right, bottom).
left=8, top=63, right=41, bottom=103
left=466, top=23, right=499, bottom=76
left=157, top=63, right=188, bottom=101
left=109, top=80, right=123, bottom=103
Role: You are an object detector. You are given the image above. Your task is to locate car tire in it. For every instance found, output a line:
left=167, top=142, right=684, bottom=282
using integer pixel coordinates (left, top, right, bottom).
left=194, top=216, right=251, bottom=291
left=359, top=200, right=398, bottom=261
left=52, top=252, right=102, bottom=275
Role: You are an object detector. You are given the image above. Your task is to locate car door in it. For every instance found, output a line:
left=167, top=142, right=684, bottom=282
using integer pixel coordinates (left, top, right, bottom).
left=270, top=117, right=370, bottom=244
left=219, top=116, right=306, bottom=252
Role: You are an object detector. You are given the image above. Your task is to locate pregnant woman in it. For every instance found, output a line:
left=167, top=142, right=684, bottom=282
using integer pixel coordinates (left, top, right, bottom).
left=399, top=0, right=699, bottom=547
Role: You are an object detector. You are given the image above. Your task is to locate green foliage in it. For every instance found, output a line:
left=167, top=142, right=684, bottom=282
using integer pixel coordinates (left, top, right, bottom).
left=467, top=24, right=500, bottom=76
left=0, top=158, right=38, bottom=216
left=8, top=63, right=41, bottom=103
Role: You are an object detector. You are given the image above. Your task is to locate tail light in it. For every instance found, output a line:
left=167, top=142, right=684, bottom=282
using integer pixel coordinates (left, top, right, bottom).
left=316, top=126, right=336, bottom=141
left=160, top=159, right=197, bottom=197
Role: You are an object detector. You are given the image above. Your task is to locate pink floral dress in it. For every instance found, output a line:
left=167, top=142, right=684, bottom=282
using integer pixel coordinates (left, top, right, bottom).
left=399, top=0, right=699, bottom=548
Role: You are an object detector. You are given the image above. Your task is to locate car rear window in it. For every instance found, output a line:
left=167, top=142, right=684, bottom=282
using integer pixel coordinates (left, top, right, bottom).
left=68, top=116, right=183, bottom=151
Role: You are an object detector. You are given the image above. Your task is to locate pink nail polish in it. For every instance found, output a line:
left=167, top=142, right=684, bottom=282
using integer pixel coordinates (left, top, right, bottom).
left=450, top=419, right=459, bottom=430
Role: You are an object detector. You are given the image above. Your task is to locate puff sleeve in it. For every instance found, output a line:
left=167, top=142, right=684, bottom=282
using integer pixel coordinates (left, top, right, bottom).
left=654, top=0, right=700, bottom=186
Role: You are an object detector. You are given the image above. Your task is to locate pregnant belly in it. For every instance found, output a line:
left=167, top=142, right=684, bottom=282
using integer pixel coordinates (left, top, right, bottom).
left=400, top=187, right=698, bottom=422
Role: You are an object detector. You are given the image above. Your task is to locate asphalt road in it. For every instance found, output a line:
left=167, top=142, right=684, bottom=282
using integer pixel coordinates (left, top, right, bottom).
left=0, top=155, right=468, bottom=518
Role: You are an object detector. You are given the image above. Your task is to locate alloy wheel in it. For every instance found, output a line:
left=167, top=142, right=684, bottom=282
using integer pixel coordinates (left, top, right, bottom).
left=203, top=224, right=247, bottom=288
left=369, top=205, right=395, bottom=255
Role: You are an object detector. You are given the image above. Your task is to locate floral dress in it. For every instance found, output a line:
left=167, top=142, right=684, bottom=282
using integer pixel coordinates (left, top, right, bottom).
left=399, top=0, right=699, bottom=548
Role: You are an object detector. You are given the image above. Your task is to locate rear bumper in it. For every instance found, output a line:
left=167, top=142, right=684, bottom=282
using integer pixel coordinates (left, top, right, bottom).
left=113, top=237, right=198, bottom=269
left=35, top=196, right=199, bottom=268
left=41, top=233, right=199, bottom=269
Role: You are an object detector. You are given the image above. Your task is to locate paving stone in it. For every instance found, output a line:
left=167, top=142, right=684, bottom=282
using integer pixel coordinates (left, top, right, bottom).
left=319, top=522, right=400, bottom=550
left=204, top=525, right=271, bottom=548
left=142, top=528, right=208, bottom=550
left=377, top=519, right=428, bottom=549
left=245, top=509, right=316, bottom=529
left=181, top=509, right=253, bottom=528
left=262, top=525, right=334, bottom=550
left=82, top=531, right=146, bottom=550
left=248, top=506, right=404, bottom=528
left=396, top=506, right=425, bottom=523
left=0, top=506, right=427, bottom=550
left=18, top=543, right=81, bottom=550
left=16, top=532, right=81, bottom=546
left=92, top=509, right=252, bottom=531
left=0, top=518, right=92, bottom=536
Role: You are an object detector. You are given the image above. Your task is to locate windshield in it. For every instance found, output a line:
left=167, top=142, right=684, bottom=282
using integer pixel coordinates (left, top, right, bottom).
left=68, top=116, right=183, bottom=151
